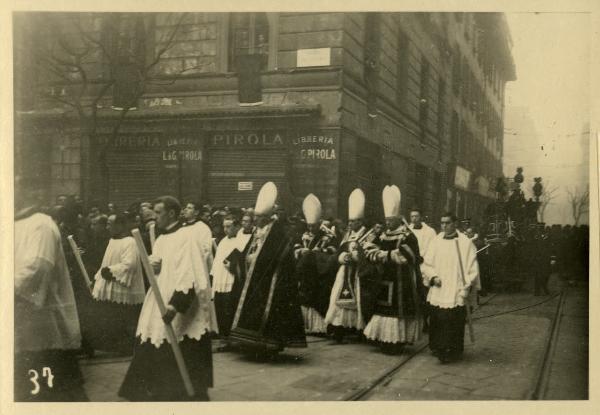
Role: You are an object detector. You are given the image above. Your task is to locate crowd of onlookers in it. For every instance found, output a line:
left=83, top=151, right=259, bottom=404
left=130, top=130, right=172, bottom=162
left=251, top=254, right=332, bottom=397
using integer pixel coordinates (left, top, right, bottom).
left=42, top=194, right=348, bottom=267
left=43, top=194, right=590, bottom=294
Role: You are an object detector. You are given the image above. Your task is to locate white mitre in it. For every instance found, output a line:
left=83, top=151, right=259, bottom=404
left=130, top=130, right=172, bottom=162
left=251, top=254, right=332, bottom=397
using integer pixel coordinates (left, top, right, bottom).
left=302, top=193, right=322, bottom=225
left=382, top=185, right=401, bottom=218
left=348, top=188, right=365, bottom=220
left=255, top=181, right=278, bottom=215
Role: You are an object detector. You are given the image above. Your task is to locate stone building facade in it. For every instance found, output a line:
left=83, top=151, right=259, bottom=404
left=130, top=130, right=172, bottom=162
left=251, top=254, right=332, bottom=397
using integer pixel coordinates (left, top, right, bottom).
left=14, top=12, right=515, bottom=224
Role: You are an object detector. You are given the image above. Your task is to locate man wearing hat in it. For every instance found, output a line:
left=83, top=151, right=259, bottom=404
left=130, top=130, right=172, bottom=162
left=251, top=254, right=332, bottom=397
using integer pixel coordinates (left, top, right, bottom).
left=325, top=189, right=376, bottom=343
left=294, top=194, right=338, bottom=335
left=229, top=182, right=306, bottom=353
left=363, top=185, right=424, bottom=354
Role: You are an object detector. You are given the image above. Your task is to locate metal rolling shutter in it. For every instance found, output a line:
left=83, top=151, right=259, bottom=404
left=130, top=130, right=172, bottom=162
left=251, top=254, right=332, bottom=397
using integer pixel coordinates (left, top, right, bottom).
left=206, top=148, right=288, bottom=208
left=107, top=151, right=163, bottom=210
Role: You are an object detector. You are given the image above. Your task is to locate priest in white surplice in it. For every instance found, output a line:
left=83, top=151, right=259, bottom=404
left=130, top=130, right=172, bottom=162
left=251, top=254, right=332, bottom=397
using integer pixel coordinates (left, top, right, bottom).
left=14, top=177, right=87, bottom=401
left=409, top=208, right=437, bottom=268
left=409, top=207, right=437, bottom=332
left=421, top=212, right=479, bottom=364
left=210, top=216, right=241, bottom=339
left=90, top=213, right=145, bottom=354
left=119, top=196, right=216, bottom=401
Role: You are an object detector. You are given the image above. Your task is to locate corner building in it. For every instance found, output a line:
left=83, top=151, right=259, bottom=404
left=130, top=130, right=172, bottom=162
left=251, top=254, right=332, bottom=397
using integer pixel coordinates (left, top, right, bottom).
left=15, top=12, right=515, bottom=223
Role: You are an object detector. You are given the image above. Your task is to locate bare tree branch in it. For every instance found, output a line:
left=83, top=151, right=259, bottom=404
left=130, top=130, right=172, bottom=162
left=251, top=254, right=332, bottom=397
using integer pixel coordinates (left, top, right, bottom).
left=566, top=186, right=590, bottom=226
left=537, top=181, right=559, bottom=223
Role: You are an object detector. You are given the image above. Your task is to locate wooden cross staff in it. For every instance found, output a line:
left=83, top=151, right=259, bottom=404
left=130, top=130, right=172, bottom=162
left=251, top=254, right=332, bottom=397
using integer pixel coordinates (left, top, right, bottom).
left=67, top=235, right=93, bottom=294
left=149, top=222, right=156, bottom=250
left=131, top=229, right=196, bottom=398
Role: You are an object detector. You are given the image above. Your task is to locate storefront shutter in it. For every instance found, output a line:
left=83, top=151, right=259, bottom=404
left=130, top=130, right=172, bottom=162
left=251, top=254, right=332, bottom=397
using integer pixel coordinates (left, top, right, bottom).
left=206, top=148, right=288, bottom=208
left=106, top=151, right=164, bottom=210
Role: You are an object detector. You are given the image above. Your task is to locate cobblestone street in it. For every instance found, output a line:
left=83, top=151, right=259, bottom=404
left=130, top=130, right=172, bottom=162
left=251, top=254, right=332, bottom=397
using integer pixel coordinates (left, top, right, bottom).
left=78, top=274, right=587, bottom=401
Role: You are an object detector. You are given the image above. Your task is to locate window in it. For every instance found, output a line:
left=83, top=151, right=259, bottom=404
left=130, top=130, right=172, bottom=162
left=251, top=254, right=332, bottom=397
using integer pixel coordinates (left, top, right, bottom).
left=364, top=13, right=381, bottom=116
left=108, top=13, right=148, bottom=109
left=459, top=120, right=467, bottom=159
left=419, top=57, right=430, bottom=138
left=452, top=48, right=461, bottom=96
left=451, top=112, right=459, bottom=157
left=437, top=79, right=446, bottom=141
left=461, top=58, right=469, bottom=107
left=415, top=164, right=428, bottom=215
left=396, top=29, right=410, bottom=105
left=229, top=13, right=269, bottom=72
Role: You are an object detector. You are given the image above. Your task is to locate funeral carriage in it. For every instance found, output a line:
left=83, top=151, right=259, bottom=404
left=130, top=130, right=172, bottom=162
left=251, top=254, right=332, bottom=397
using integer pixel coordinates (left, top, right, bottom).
left=481, top=177, right=540, bottom=292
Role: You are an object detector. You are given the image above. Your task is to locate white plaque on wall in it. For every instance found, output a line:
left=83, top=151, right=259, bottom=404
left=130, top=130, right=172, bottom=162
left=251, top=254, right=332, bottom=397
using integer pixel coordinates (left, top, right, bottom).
left=238, top=182, right=253, bottom=191
left=297, top=48, right=331, bottom=67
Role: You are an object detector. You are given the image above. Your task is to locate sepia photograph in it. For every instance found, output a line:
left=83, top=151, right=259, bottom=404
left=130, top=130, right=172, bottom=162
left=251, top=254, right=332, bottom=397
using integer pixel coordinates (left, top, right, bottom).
left=3, top=0, right=597, bottom=411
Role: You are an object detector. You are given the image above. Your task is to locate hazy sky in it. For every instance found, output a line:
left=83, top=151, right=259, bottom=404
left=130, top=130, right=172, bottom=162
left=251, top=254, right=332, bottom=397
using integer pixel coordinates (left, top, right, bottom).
left=504, top=12, right=590, bottom=224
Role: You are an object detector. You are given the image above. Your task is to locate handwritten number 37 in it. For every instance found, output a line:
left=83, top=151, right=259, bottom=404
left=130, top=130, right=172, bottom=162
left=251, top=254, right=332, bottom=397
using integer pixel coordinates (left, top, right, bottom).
left=28, top=367, right=54, bottom=395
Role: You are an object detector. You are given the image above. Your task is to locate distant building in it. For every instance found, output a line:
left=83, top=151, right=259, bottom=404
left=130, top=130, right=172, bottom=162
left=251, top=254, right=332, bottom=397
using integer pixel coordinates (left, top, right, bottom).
left=15, top=12, right=515, bottom=223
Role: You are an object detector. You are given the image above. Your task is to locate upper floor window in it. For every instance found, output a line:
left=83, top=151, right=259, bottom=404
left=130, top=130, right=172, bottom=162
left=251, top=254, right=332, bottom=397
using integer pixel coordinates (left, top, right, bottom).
left=229, top=13, right=269, bottom=72
left=437, top=79, right=446, bottom=140
left=419, top=57, right=431, bottom=137
left=396, top=29, right=410, bottom=104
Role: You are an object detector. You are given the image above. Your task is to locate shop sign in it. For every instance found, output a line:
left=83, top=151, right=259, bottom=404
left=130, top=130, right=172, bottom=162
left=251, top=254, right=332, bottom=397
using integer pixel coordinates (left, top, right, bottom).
left=209, top=131, right=285, bottom=147
left=162, top=150, right=202, bottom=161
left=454, top=165, right=471, bottom=190
left=238, top=181, right=253, bottom=191
left=293, top=132, right=337, bottom=161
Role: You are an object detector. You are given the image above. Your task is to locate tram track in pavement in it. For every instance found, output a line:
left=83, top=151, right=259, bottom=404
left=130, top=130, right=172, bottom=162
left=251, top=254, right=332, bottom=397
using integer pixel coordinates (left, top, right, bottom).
left=342, top=292, right=500, bottom=401
left=528, top=287, right=567, bottom=400
left=343, top=289, right=565, bottom=401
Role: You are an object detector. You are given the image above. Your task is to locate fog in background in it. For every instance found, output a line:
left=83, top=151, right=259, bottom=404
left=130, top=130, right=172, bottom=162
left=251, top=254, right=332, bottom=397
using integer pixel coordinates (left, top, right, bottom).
left=504, top=12, right=590, bottom=225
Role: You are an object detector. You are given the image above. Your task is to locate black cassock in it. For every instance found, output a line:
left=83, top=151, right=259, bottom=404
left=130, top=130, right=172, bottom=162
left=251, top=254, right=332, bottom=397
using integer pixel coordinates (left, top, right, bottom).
left=228, top=220, right=307, bottom=351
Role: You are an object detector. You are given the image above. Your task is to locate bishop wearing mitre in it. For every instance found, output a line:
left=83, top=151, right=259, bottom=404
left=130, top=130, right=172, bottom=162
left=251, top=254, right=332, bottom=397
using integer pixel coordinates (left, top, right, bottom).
left=325, top=189, right=377, bottom=343
left=294, top=194, right=338, bottom=334
left=229, top=182, right=307, bottom=353
left=363, top=185, right=425, bottom=354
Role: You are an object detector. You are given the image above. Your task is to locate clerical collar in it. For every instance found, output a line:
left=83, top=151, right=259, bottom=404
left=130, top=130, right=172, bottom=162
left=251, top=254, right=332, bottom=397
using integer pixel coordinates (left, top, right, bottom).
left=412, top=223, right=422, bottom=230
left=161, top=221, right=182, bottom=235
left=15, top=205, right=39, bottom=221
left=185, top=219, right=196, bottom=226
left=443, top=232, right=459, bottom=240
